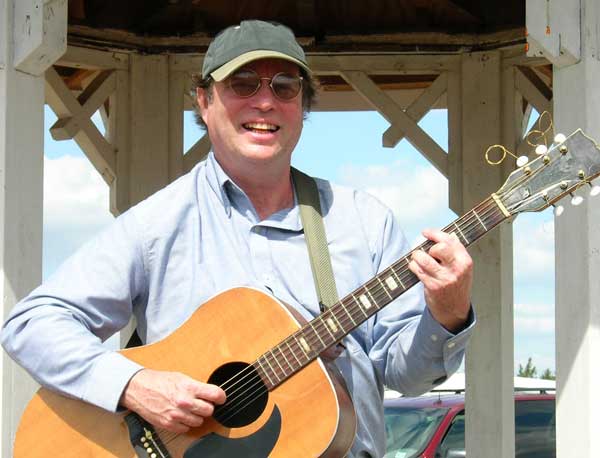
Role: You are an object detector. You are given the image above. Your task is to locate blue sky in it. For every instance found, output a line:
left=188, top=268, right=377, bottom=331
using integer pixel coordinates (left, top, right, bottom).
left=42, top=106, right=556, bottom=374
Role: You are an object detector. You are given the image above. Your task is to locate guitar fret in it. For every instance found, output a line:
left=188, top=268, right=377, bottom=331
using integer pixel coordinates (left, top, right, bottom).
left=342, top=299, right=358, bottom=325
left=330, top=310, right=344, bottom=334
left=390, top=268, right=406, bottom=289
left=262, top=355, right=279, bottom=383
left=309, top=322, right=326, bottom=347
left=276, top=345, right=293, bottom=374
left=320, top=316, right=337, bottom=340
left=472, top=208, right=487, bottom=230
left=353, top=294, right=369, bottom=318
left=453, top=222, right=469, bottom=244
left=298, top=335, right=312, bottom=356
left=365, top=288, right=378, bottom=309
left=285, top=340, right=302, bottom=366
left=257, top=357, right=275, bottom=386
left=270, top=349, right=285, bottom=376
left=377, top=277, right=393, bottom=299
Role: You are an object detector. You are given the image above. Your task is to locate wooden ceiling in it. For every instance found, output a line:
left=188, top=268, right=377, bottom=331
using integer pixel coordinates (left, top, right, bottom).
left=66, top=0, right=526, bottom=54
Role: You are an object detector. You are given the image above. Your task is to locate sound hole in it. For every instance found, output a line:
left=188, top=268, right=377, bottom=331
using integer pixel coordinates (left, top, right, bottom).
left=208, top=361, right=268, bottom=428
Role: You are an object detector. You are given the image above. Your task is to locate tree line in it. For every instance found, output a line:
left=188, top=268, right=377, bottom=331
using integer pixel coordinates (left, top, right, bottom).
left=517, top=357, right=555, bottom=380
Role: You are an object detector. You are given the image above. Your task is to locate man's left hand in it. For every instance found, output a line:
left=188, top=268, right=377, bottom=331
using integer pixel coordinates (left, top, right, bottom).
left=408, top=229, right=473, bottom=333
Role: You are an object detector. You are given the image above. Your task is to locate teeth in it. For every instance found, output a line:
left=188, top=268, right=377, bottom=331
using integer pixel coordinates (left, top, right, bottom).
left=244, top=122, right=278, bottom=132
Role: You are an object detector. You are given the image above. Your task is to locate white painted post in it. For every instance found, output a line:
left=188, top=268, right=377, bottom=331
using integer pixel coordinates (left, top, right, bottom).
left=547, top=1, right=600, bottom=456
left=0, top=0, right=66, bottom=454
left=448, top=51, right=518, bottom=458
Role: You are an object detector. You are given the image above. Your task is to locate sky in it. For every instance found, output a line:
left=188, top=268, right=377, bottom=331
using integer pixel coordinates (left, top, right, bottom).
left=42, top=105, right=556, bottom=375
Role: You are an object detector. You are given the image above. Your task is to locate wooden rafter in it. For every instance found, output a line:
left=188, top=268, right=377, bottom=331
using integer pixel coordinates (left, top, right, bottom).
left=382, top=72, right=448, bottom=148
left=340, top=70, right=448, bottom=177
left=45, top=67, right=117, bottom=185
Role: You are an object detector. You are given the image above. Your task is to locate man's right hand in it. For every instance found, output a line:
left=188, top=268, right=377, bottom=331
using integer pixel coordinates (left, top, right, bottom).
left=120, top=369, right=227, bottom=433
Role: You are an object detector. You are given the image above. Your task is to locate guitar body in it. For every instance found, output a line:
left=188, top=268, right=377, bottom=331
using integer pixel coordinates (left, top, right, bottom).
left=14, top=287, right=356, bottom=458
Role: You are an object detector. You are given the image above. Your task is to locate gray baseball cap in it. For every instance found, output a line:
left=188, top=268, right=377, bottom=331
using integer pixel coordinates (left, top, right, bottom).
left=202, top=20, right=310, bottom=81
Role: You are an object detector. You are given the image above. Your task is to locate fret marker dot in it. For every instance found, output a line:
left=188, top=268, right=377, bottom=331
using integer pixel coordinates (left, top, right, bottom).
left=385, top=276, right=398, bottom=290
left=359, top=294, right=372, bottom=309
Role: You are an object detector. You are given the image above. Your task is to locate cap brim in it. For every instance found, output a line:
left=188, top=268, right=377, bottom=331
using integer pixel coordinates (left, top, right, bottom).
left=210, top=50, right=310, bottom=81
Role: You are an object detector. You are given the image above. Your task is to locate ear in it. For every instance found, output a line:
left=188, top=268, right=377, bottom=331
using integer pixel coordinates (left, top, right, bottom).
left=196, top=87, right=210, bottom=125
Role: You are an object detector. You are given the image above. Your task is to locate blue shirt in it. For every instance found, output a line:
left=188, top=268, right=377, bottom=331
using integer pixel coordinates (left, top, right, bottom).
left=1, top=152, right=473, bottom=458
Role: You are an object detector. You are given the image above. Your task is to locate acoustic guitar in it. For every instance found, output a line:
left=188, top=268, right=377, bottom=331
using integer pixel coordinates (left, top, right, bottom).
left=13, top=130, right=600, bottom=457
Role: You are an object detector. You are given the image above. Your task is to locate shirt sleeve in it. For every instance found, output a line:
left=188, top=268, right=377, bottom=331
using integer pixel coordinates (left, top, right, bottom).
left=0, top=210, right=147, bottom=412
left=366, top=206, right=475, bottom=396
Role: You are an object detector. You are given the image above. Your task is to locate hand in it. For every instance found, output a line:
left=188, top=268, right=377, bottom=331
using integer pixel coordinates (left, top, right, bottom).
left=408, top=229, right=473, bottom=333
left=120, top=369, right=226, bottom=433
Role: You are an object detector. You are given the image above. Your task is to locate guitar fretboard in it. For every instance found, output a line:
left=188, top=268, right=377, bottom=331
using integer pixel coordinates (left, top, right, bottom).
left=253, top=195, right=508, bottom=390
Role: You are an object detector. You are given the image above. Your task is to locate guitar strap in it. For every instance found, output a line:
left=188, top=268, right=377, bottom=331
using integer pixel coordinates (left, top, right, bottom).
left=291, top=167, right=339, bottom=311
left=126, top=168, right=338, bottom=349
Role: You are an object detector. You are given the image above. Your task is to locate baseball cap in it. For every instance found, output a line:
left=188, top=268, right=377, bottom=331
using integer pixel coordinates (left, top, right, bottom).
left=202, top=20, right=310, bottom=81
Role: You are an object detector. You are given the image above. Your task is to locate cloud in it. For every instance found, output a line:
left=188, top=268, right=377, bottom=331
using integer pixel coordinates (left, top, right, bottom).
left=514, top=301, right=554, bottom=335
left=337, top=158, right=454, bottom=244
left=43, top=155, right=114, bottom=277
left=513, top=216, right=555, bottom=282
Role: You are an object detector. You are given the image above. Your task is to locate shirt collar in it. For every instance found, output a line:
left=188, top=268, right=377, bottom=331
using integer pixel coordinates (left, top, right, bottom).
left=203, top=152, right=303, bottom=231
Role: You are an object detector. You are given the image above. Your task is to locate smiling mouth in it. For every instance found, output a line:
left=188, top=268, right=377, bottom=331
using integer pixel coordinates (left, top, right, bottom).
left=243, top=122, right=280, bottom=133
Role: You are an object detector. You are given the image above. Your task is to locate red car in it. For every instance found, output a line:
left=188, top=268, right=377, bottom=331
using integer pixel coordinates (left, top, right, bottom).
left=383, top=391, right=555, bottom=458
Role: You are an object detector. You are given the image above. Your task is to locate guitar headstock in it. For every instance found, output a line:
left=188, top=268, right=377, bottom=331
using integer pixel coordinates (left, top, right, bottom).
left=496, top=129, right=600, bottom=216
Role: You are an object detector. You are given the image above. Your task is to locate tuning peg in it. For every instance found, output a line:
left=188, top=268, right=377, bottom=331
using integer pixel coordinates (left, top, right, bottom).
left=516, top=156, right=529, bottom=167
left=589, top=183, right=600, bottom=197
left=554, top=133, right=567, bottom=144
left=535, top=144, right=548, bottom=155
left=571, top=193, right=584, bottom=206
left=553, top=204, right=564, bottom=216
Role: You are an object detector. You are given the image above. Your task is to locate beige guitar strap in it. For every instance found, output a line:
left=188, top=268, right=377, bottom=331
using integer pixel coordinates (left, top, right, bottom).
left=128, top=168, right=339, bottom=349
left=291, top=168, right=339, bottom=312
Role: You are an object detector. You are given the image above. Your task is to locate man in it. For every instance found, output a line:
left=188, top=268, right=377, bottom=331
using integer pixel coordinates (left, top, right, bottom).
left=2, top=20, right=474, bottom=457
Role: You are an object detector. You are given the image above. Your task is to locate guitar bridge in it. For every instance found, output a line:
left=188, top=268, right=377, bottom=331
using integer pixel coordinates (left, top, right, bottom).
left=124, top=413, right=171, bottom=458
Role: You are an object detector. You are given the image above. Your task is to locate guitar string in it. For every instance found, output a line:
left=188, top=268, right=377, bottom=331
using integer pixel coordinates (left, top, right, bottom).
left=210, top=198, right=504, bottom=421
left=151, top=199, right=510, bottom=443
left=157, top=197, right=506, bottom=444
left=210, top=197, right=507, bottom=425
left=212, top=196, right=502, bottom=403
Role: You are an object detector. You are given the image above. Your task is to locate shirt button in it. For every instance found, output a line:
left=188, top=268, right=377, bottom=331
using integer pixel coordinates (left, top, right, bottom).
left=448, top=341, right=456, bottom=348
left=430, top=334, right=438, bottom=342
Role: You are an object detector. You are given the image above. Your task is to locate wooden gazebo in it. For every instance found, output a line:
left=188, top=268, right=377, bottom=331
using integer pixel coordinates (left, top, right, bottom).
left=1, top=1, right=598, bottom=456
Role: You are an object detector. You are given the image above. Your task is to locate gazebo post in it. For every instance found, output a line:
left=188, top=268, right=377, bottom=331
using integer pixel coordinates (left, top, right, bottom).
left=0, top=0, right=66, bottom=454
left=449, top=50, right=520, bottom=458
left=528, top=0, right=600, bottom=456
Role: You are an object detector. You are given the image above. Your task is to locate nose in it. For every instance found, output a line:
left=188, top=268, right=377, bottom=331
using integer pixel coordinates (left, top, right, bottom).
left=250, top=79, right=276, bottom=111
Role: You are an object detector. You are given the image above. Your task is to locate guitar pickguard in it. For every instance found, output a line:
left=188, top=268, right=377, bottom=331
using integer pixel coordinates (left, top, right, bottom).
left=183, top=405, right=281, bottom=457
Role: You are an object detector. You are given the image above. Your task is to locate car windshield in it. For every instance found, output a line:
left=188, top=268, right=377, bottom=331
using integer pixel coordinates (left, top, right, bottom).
left=384, top=406, right=449, bottom=458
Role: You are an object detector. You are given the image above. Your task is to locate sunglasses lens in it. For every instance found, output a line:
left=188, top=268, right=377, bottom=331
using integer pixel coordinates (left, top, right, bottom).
left=272, top=73, right=302, bottom=100
left=229, top=71, right=261, bottom=97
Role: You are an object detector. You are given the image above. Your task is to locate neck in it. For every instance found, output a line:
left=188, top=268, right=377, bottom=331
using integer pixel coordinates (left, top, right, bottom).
left=215, top=155, right=294, bottom=220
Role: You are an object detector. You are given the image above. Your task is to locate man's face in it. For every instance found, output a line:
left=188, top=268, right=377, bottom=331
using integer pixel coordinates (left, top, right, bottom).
left=197, top=58, right=304, bottom=172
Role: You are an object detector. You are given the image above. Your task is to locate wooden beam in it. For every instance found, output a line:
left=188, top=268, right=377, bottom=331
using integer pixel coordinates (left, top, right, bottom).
left=45, top=67, right=116, bottom=184
left=50, top=70, right=115, bottom=139
left=13, top=0, right=67, bottom=75
left=56, top=45, right=129, bottom=70
left=184, top=135, right=211, bottom=173
left=515, top=66, right=552, bottom=113
left=340, top=70, right=448, bottom=177
left=170, top=54, right=458, bottom=73
left=382, top=72, right=448, bottom=147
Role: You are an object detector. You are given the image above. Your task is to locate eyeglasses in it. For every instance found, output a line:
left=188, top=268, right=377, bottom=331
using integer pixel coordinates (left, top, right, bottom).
left=227, top=69, right=303, bottom=101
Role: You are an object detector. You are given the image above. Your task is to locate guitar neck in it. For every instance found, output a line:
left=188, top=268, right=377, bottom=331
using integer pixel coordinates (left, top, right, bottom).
left=253, top=195, right=509, bottom=390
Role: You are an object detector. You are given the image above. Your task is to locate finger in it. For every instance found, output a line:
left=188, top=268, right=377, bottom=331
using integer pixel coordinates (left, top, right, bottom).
left=427, top=242, right=454, bottom=264
left=189, top=398, right=217, bottom=417
left=411, top=249, right=442, bottom=276
left=189, top=382, right=227, bottom=405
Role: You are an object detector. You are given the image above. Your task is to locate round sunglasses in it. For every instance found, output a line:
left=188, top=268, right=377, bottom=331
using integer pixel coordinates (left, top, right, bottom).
left=227, top=69, right=303, bottom=101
